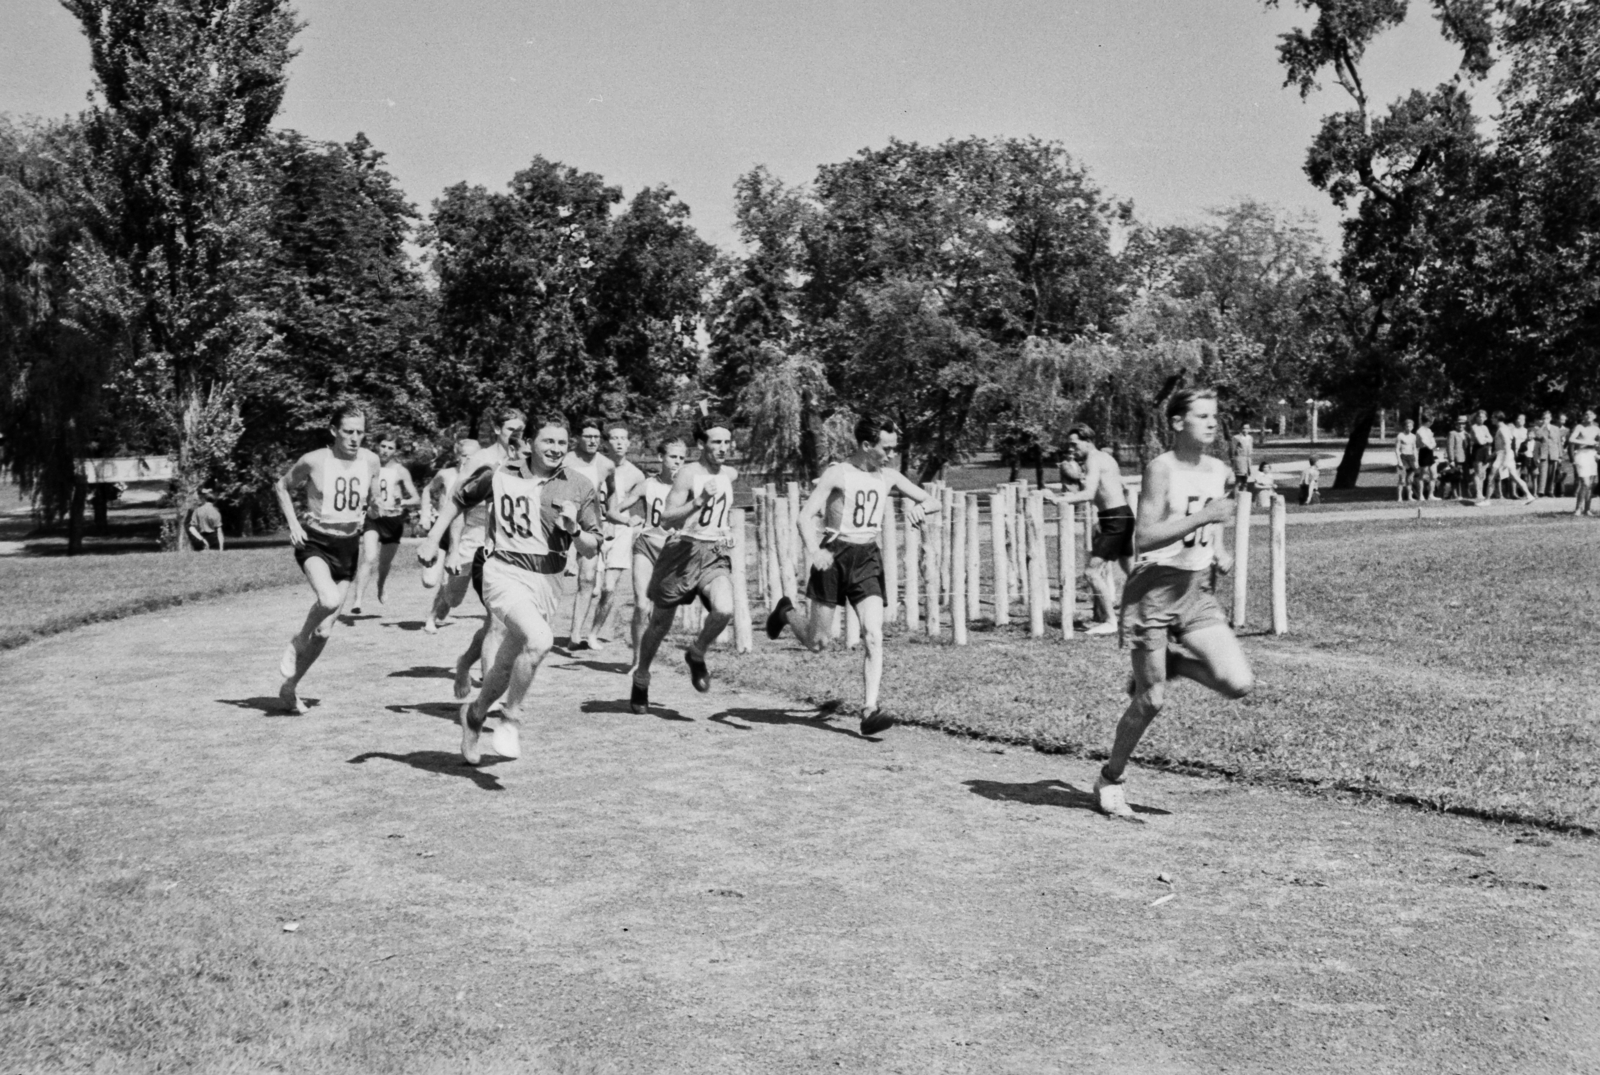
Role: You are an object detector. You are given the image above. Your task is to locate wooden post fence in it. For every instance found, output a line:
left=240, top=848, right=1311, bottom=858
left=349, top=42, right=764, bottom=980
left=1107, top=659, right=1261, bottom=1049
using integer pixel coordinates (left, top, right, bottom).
left=1231, top=491, right=1251, bottom=630
left=729, top=508, right=753, bottom=652
left=1058, top=499, right=1076, bottom=639
left=990, top=491, right=1009, bottom=626
left=1271, top=493, right=1288, bottom=635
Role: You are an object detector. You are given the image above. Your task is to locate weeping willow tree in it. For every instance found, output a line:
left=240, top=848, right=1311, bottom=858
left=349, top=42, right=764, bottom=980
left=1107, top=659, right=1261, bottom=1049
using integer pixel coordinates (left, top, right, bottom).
left=734, top=343, right=829, bottom=481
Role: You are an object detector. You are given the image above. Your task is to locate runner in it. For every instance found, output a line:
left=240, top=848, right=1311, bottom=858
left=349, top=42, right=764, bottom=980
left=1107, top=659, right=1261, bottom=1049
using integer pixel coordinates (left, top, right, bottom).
left=629, top=415, right=738, bottom=714
left=763, top=416, right=937, bottom=736
left=271, top=405, right=380, bottom=714
left=562, top=416, right=617, bottom=650
left=420, top=437, right=479, bottom=632
left=1488, top=411, right=1535, bottom=502
left=445, top=410, right=526, bottom=699
left=418, top=413, right=602, bottom=764
left=1092, top=388, right=1254, bottom=822
left=1570, top=409, right=1598, bottom=516
left=582, top=421, right=641, bottom=653
left=1045, top=424, right=1133, bottom=636
left=346, top=433, right=419, bottom=614
left=606, top=436, right=686, bottom=667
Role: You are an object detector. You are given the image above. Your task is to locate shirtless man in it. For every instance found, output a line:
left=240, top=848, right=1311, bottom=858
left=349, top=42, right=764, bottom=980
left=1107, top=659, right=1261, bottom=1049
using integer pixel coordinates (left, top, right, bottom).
left=607, top=436, right=686, bottom=667
left=630, top=415, right=738, bottom=714
left=420, top=437, right=478, bottom=633
left=347, top=433, right=419, bottom=614
left=562, top=416, right=617, bottom=649
left=764, top=416, right=937, bottom=736
left=1569, top=409, right=1599, bottom=516
left=446, top=409, right=526, bottom=699
left=1092, top=388, right=1254, bottom=821
left=582, top=421, right=642, bottom=652
left=1394, top=419, right=1420, bottom=502
left=272, top=405, right=380, bottom=713
left=1045, top=424, right=1132, bottom=636
left=418, top=413, right=602, bottom=764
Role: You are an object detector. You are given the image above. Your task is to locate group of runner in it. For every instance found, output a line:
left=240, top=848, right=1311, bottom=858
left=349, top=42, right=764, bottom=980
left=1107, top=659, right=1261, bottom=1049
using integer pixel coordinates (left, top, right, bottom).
left=270, top=390, right=1254, bottom=822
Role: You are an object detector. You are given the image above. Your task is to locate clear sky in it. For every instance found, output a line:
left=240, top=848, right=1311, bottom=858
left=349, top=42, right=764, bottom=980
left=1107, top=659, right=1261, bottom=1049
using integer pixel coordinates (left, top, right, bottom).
left=2, top=0, right=1469, bottom=250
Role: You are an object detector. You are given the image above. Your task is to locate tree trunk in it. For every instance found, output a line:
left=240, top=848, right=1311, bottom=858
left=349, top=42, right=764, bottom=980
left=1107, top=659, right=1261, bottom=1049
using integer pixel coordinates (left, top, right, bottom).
left=1033, top=447, right=1045, bottom=490
left=92, top=484, right=111, bottom=532
left=68, top=479, right=87, bottom=556
left=1334, top=410, right=1374, bottom=490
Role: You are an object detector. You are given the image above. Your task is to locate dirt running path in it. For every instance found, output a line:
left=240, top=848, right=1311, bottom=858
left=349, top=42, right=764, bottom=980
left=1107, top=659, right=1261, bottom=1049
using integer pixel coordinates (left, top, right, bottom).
left=3, top=576, right=1597, bottom=1073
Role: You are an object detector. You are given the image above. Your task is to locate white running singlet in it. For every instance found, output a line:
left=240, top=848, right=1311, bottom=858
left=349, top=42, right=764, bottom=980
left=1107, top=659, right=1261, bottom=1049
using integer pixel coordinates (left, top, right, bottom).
left=490, top=467, right=554, bottom=558
left=375, top=462, right=409, bottom=515
left=307, top=449, right=376, bottom=533
left=1136, top=462, right=1227, bottom=572
left=826, top=464, right=890, bottom=541
left=640, top=477, right=673, bottom=540
left=456, top=444, right=510, bottom=556
left=678, top=469, right=734, bottom=542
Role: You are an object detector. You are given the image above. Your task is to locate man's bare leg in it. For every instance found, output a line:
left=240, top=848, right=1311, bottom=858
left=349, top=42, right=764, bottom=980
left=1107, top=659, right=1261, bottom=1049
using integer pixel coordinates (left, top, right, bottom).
left=426, top=571, right=469, bottom=634
left=374, top=542, right=400, bottom=603
left=279, top=558, right=347, bottom=714
left=587, top=568, right=628, bottom=647
left=781, top=598, right=837, bottom=651
left=629, top=552, right=654, bottom=671
left=1085, top=558, right=1118, bottom=634
left=567, top=557, right=598, bottom=646
left=630, top=602, right=679, bottom=711
left=345, top=531, right=381, bottom=613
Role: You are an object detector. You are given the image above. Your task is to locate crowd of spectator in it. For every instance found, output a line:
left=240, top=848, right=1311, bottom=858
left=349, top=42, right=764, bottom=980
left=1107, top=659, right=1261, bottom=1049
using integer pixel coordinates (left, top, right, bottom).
left=1404, top=409, right=1599, bottom=510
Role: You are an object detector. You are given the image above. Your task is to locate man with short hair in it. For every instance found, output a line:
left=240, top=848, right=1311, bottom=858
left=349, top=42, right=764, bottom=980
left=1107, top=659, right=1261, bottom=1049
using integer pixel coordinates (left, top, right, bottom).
left=419, top=414, right=602, bottom=764
left=1540, top=412, right=1567, bottom=498
left=764, top=416, right=937, bottom=736
left=187, top=488, right=224, bottom=551
left=1415, top=417, right=1438, bottom=501
left=1445, top=416, right=1470, bottom=501
left=562, top=416, right=617, bottom=649
left=607, top=437, right=686, bottom=667
left=1394, top=418, right=1420, bottom=501
left=630, top=415, right=738, bottom=714
left=1229, top=423, right=1254, bottom=485
left=582, top=421, right=641, bottom=652
left=347, top=433, right=419, bottom=614
left=1045, top=424, right=1133, bottom=636
left=1570, top=409, right=1599, bottom=516
left=272, top=406, right=380, bottom=713
left=1469, top=410, right=1494, bottom=502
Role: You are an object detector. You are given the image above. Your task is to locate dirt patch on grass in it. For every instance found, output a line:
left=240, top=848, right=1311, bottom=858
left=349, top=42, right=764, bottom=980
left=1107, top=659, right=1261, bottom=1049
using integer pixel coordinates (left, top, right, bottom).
left=1, top=577, right=1597, bottom=1072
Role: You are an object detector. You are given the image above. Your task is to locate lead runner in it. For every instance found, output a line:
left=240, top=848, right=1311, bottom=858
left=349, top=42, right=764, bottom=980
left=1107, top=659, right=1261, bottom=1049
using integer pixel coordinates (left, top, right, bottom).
left=417, top=412, right=602, bottom=764
left=764, top=416, right=936, bottom=736
left=1092, top=387, right=1254, bottom=821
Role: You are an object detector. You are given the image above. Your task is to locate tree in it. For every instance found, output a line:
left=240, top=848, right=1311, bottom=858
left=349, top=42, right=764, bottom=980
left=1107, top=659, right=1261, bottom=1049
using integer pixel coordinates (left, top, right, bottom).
left=1266, top=0, right=1493, bottom=487
left=61, top=0, right=300, bottom=540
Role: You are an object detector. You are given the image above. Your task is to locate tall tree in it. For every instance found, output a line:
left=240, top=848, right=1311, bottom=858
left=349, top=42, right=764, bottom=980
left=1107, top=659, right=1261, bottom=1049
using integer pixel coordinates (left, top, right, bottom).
left=1266, top=0, right=1493, bottom=487
left=61, top=0, right=300, bottom=538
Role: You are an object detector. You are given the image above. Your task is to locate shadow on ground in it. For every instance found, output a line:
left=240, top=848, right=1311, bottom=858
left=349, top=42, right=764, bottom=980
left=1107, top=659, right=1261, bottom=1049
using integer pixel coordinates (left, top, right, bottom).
left=963, top=778, right=1170, bottom=818
left=346, top=750, right=505, bottom=791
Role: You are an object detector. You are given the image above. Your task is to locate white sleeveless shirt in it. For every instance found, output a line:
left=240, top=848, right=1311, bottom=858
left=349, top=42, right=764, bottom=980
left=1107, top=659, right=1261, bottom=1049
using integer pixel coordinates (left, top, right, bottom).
left=1136, top=461, right=1227, bottom=572
left=307, top=449, right=376, bottom=534
left=640, top=476, right=673, bottom=540
left=375, top=462, right=409, bottom=516
left=826, top=464, right=890, bottom=542
left=458, top=444, right=510, bottom=547
left=490, top=467, right=553, bottom=557
left=678, top=468, right=734, bottom=542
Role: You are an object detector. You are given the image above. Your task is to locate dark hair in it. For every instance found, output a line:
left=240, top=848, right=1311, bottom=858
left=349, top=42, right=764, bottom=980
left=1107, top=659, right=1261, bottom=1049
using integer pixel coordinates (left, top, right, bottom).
left=657, top=436, right=686, bottom=453
left=604, top=420, right=630, bottom=437
left=492, top=407, right=526, bottom=429
left=579, top=415, right=606, bottom=435
left=1491, top=410, right=1506, bottom=423
left=530, top=411, right=569, bottom=437
left=1165, top=388, right=1217, bottom=422
left=694, top=414, right=731, bottom=443
left=376, top=431, right=398, bottom=445
left=853, top=414, right=900, bottom=446
left=1066, top=423, right=1096, bottom=444
left=329, top=403, right=365, bottom=428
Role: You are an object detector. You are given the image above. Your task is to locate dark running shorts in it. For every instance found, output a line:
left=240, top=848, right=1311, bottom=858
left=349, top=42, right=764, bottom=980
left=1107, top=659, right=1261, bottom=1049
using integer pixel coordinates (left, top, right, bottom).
left=295, top=527, right=361, bottom=583
left=1472, top=444, right=1492, bottom=466
left=807, top=541, right=885, bottom=608
left=1120, top=564, right=1228, bottom=653
left=647, top=537, right=731, bottom=608
left=363, top=514, right=406, bottom=545
left=1418, top=446, right=1436, bottom=468
left=1091, top=504, right=1135, bottom=562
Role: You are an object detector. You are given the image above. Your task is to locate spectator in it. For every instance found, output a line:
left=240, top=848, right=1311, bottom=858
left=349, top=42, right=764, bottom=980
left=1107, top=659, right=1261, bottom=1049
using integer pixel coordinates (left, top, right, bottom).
left=1298, top=456, right=1320, bottom=506
left=1514, top=413, right=1538, bottom=490
left=187, top=488, right=224, bottom=551
left=1230, top=423, right=1254, bottom=485
left=1445, top=415, right=1470, bottom=501
left=1489, top=411, right=1536, bottom=502
left=1541, top=412, right=1568, bottom=497
left=1415, top=416, right=1438, bottom=501
left=1469, top=409, right=1494, bottom=502
left=1394, top=418, right=1420, bottom=501
left=1570, top=409, right=1599, bottom=516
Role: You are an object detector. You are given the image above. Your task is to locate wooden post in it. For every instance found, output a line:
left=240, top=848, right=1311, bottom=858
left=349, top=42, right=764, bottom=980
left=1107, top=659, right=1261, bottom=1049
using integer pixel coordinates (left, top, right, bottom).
left=1026, top=491, right=1047, bottom=638
left=1008, top=484, right=1026, bottom=603
left=729, top=508, right=753, bottom=652
left=990, top=491, right=1010, bottom=627
left=774, top=494, right=798, bottom=603
left=786, top=480, right=805, bottom=581
left=904, top=510, right=921, bottom=632
left=1271, top=493, right=1288, bottom=635
left=940, top=485, right=955, bottom=607
left=1058, top=498, right=1076, bottom=639
left=951, top=491, right=968, bottom=645
left=966, top=494, right=981, bottom=621
left=754, top=494, right=769, bottom=605
left=1231, top=491, right=1251, bottom=630
left=763, top=488, right=781, bottom=608
left=883, top=497, right=900, bottom=624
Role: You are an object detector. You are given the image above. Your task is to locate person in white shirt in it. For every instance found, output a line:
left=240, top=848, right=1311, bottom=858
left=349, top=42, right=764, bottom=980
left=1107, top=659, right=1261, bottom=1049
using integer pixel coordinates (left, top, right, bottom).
left=1570, top=409, right=1599, bottom=516
left=1415, top=417, right=1438, bottom=501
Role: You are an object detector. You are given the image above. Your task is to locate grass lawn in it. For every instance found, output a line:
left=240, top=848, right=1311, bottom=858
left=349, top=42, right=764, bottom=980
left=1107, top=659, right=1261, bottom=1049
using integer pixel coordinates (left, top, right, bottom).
left=713, top=513, right=1600, bottom=831
left=0, top=548, right=303, bottom=651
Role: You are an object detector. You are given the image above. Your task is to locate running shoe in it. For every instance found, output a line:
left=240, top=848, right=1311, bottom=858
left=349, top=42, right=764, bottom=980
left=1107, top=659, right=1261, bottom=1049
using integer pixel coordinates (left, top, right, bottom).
left=685, top=650, right=711, bottom=693
left=492, top=719, right=521, bottom=760
left=459, top=701, right=482, bottom=766
left=860, top=706, right=893, bottom=737
left=1092, top=771, right=1142, bottom=822
left=422, top=619, right=438, bottom=635
left=1085, top=620, right=1117, bottom=636
left=630, top=680, right=650, bottom=715
left=765, top=596, right=794, bottom=640
left=278, top=678, right=306, bottom=715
